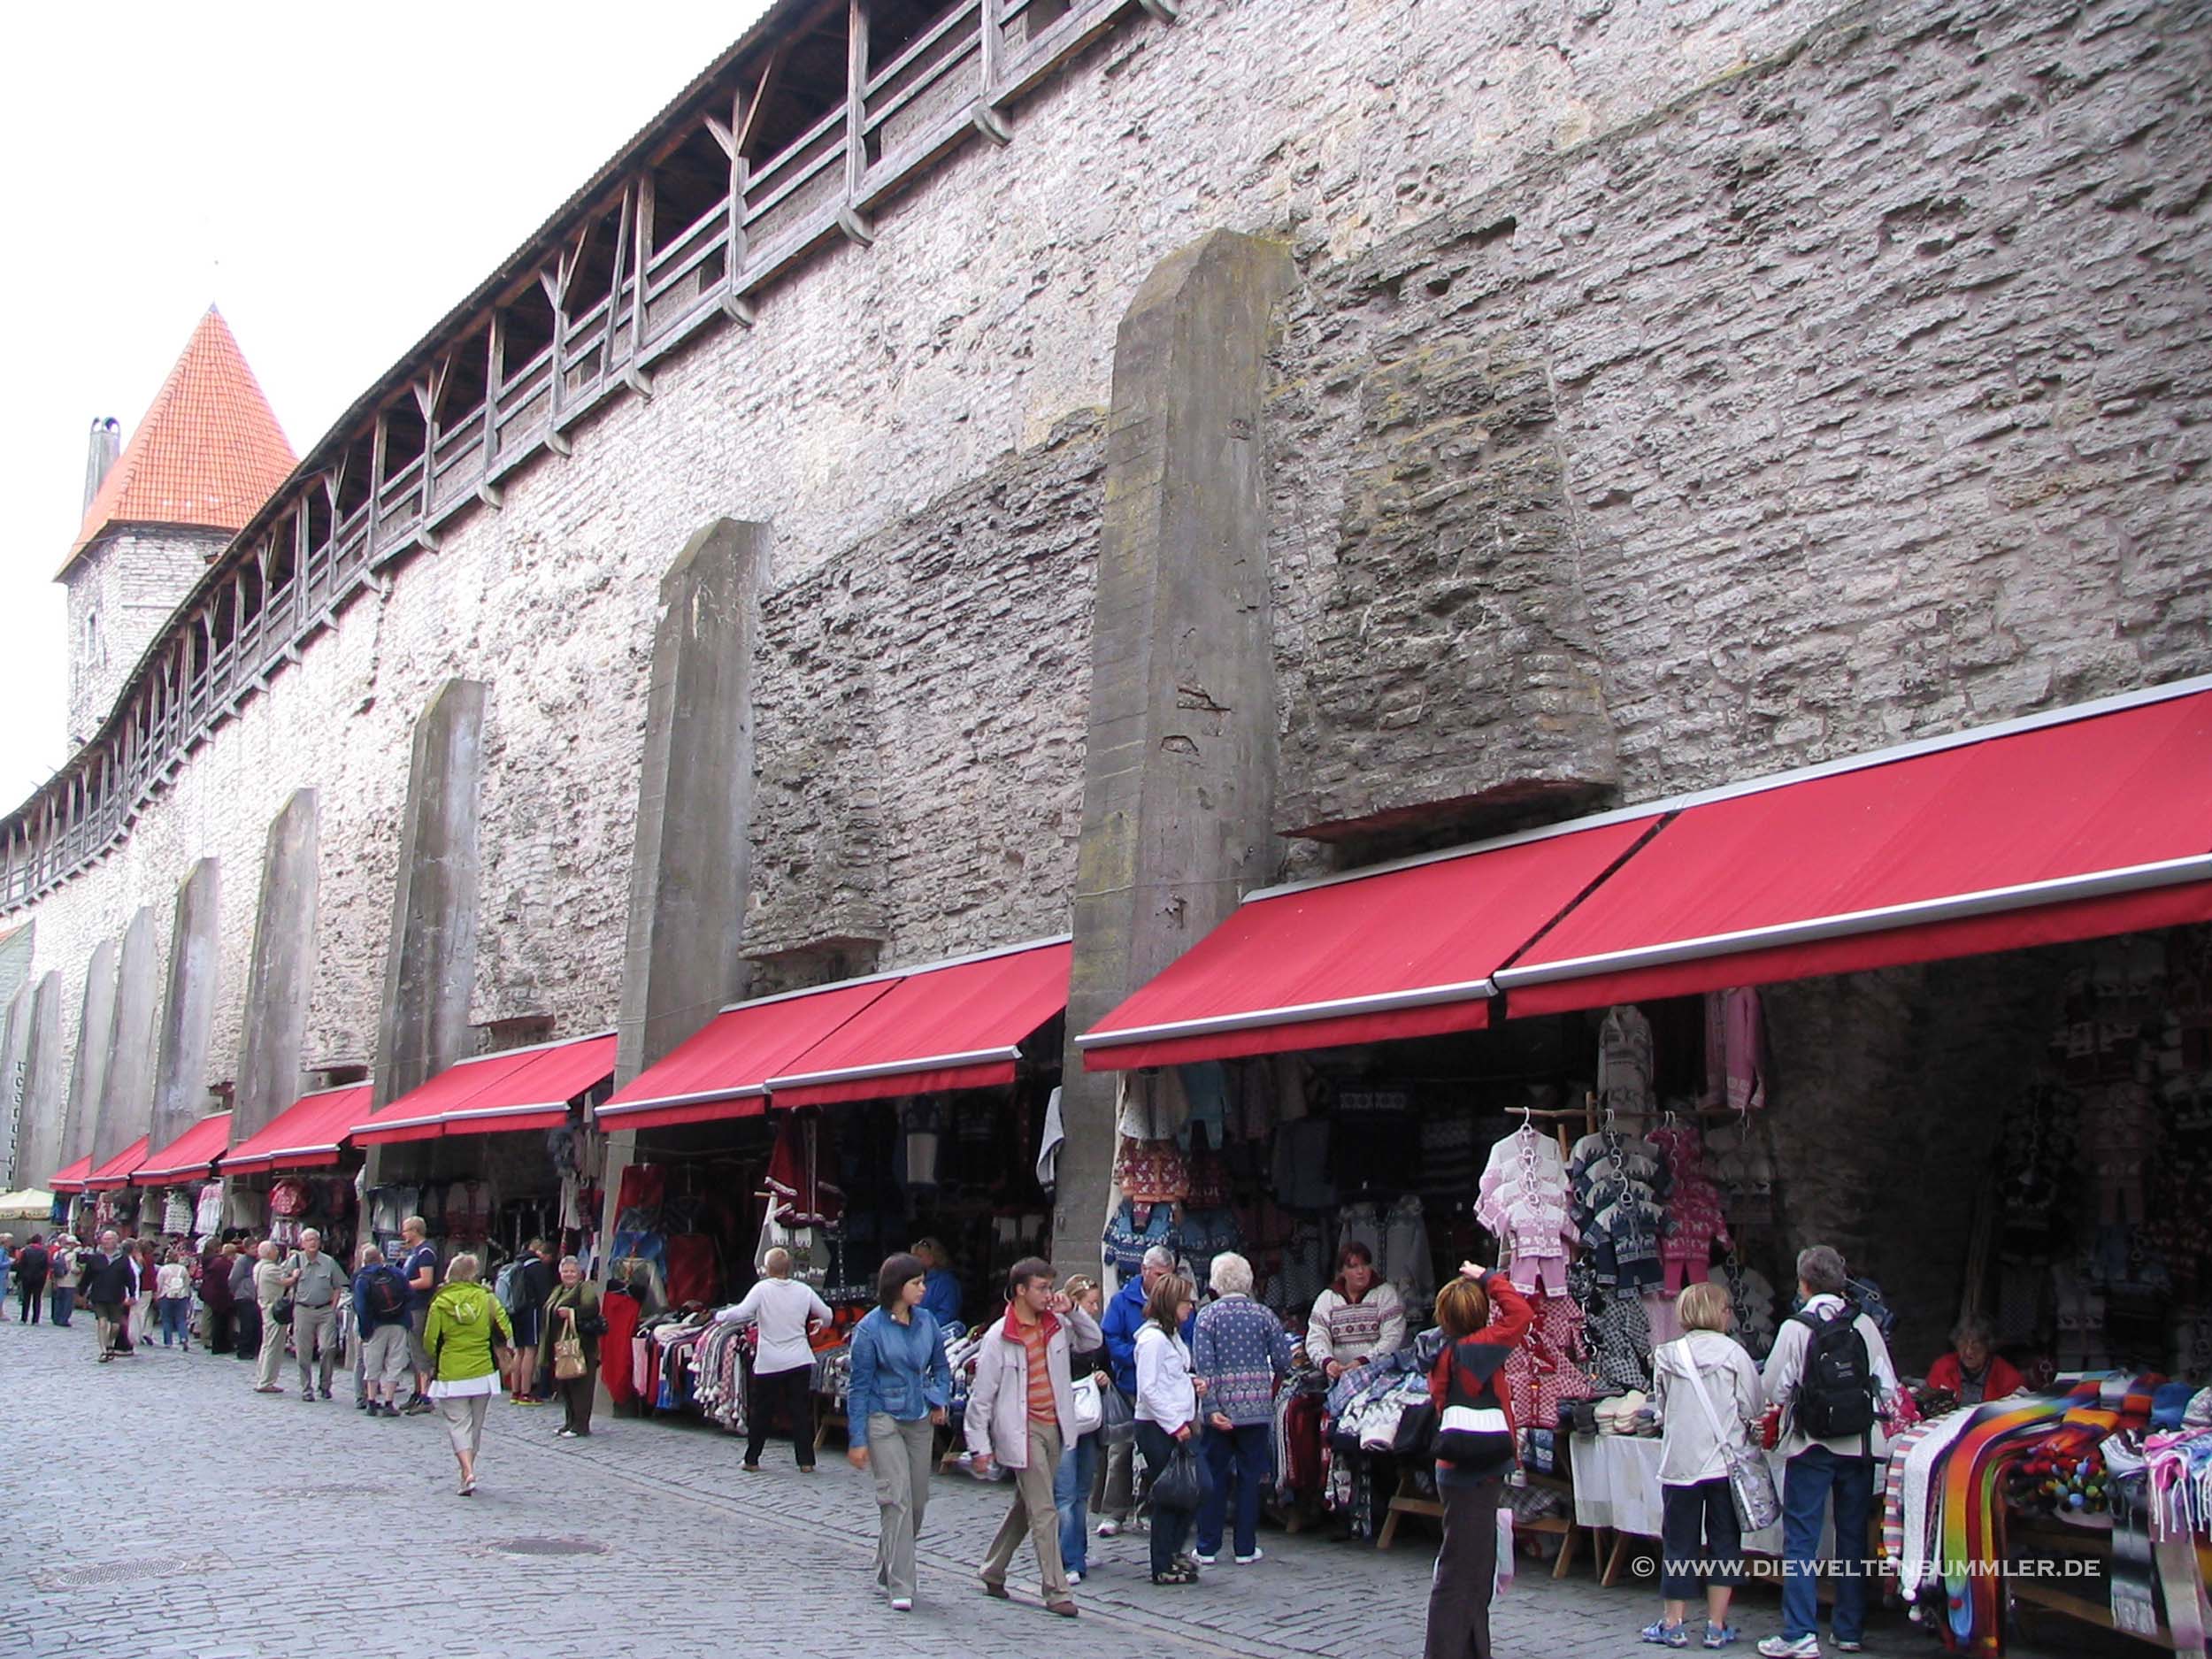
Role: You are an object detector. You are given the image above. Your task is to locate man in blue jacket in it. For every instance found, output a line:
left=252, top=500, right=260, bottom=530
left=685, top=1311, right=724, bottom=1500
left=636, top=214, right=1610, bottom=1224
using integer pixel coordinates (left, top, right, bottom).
left=1097, top=1246, right=1181, bottom=1536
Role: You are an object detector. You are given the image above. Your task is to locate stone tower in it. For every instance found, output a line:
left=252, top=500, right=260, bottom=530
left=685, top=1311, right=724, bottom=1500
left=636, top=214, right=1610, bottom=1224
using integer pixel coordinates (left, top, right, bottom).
left=57, top=308, right=295, bottom=747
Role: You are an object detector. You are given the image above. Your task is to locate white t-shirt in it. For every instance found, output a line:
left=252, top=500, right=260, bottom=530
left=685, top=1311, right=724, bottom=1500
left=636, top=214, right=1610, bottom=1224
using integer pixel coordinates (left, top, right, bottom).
left=718, top=1276, right=832, bottom=1375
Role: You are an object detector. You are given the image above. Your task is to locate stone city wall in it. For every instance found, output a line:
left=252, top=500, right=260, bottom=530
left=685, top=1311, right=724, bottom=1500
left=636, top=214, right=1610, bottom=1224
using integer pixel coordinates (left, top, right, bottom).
left=4, top=0, right=2206, bottom=1210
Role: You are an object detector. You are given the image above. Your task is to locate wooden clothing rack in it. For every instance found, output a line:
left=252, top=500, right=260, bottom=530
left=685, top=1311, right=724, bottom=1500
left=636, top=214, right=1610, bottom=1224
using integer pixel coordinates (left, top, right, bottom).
left=1376, top=1468, right=1587, bottom=1578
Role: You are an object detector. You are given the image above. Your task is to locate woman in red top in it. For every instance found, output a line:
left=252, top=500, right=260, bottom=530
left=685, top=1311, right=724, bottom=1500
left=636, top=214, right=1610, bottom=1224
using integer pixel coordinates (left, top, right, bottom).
left=1425, top=1263, right=1534, bottom=1659
left=1925, top=1315, right=2024, bottom=1406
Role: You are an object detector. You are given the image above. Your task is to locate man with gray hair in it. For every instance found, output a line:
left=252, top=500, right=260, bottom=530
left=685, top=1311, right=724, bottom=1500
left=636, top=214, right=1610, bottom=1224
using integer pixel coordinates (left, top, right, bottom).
left=80, top=1230, right=137, bottom=1363
left=1191, top=1252, right=1294, bottom=1566
left=282, top=1229, right=346, bottom=1401
left=1756, top=1245, right=1900, bottom=1659
left=1095, top=1245, right=1183, bottom=1536
left=251, top=1240, right=288, bottom=1393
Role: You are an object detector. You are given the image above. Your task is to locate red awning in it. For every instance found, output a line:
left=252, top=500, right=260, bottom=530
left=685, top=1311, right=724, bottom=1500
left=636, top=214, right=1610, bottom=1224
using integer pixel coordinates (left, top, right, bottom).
left=768, top=940, right=1071, bottom=1107
left=597, top=980, right=897, bottom=1133
left=221, top=1085, right=373, bottom=1173
left=50, top=1153, right=94, bottom=1194
left=132, top=1112, right=234, bottom=1186
left=351, top=1033, right=614, bottom=1146
left=1497, top=681, right=2212, bottom=1014
left=1076, top=818, right=1658, bottom=1071
left=85, top=1134, right=151, bottom=1192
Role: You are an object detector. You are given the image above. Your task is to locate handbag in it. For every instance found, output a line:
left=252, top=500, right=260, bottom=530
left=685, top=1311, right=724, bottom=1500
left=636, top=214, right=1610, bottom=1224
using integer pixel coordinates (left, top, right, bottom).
left=1675, top=1340, right=1782, bottom=1532
left=1069, top=1372, right=1105, bottom=1437
left=1392, top=1398, right=1439, bottom=1459
left=552, top=1309, right=588, bottom=1382
left=269, top=1297, right=294, bottom=1325
left=1148, top=1442, right=1209, bottom=1513
left=1098, top=1379, right=1136, bottom=1447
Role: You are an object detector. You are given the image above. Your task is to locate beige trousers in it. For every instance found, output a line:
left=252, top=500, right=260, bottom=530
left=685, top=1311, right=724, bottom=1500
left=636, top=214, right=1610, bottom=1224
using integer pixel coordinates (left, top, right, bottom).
left=979, top=1422, right=1068, bottom=1598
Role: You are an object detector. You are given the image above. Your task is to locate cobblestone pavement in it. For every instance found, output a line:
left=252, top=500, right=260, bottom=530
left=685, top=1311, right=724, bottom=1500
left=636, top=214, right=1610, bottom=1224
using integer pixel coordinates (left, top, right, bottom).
left=0, top=1317, right=2125, bottom=1659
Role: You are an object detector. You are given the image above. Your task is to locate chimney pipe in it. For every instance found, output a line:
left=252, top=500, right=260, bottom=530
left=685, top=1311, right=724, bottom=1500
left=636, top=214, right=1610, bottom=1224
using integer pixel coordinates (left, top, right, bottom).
left=82, top=418, right=121, bottom=514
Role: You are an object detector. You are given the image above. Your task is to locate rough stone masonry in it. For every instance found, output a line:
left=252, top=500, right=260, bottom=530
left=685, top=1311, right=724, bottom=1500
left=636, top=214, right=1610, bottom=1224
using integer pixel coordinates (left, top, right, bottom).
left=0, top=0, right=2204, bottom=1274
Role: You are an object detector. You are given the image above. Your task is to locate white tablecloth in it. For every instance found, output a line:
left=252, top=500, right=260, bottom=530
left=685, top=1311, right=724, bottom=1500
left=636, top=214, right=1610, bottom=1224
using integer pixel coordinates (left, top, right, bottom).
left=1569, top=1433, right=1832, bottom=1558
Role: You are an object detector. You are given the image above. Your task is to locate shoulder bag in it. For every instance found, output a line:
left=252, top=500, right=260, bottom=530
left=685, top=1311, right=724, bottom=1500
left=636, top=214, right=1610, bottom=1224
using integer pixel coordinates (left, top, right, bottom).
left=1148, top=1441, right=1209, bottom=1513
left=1676, top=1342, right=1781, bottom=1532
left=1068, top=1371, right=1105, bottom=1436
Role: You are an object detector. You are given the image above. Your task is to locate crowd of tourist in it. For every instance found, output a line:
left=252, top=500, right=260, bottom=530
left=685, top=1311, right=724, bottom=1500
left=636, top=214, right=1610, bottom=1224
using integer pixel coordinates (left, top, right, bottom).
left=3, top=1222, right=1920, bottom=1657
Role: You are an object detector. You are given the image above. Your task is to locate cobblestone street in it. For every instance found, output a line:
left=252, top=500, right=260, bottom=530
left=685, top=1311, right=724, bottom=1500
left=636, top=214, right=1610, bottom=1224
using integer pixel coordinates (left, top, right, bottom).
left=2, top=1316, right=2135, bottom=1659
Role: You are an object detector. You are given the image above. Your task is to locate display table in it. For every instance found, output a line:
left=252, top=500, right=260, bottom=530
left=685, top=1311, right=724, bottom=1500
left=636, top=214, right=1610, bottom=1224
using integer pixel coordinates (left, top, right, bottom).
left=1570, top=1432, right=1847, bottom=1584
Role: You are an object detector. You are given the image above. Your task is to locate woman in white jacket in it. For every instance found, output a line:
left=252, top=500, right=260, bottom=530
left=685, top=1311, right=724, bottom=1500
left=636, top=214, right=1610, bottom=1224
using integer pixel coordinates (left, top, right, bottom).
left=1647, top=1281, right=1765, bottom=1650
left=1133, top=1273, right=1204, bottom=1586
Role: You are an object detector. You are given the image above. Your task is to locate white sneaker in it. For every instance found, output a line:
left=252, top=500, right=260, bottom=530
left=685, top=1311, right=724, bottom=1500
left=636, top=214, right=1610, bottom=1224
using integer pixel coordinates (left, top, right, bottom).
left=1094, top=1520, right=1120, bottom=1538
left=1756, top=1639, right=1820, bottom=1659
left=1191, top=1553, right=1217, bottom=1566
left=889, top=1598, right=912, bottom=1612
left=1065, top=1571, right=1083, bottom=1586
left=1235, top=1548, right=1264, bottom=1564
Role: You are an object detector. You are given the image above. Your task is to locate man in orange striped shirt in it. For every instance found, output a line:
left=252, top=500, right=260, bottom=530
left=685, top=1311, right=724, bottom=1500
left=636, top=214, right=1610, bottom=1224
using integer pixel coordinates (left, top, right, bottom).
left=965, top=1256, right=1102, bottom=1619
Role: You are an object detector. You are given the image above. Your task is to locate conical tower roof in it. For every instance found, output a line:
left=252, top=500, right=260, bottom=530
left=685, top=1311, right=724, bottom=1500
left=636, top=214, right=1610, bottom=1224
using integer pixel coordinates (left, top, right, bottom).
left=60, top=307, right=296, bottom=577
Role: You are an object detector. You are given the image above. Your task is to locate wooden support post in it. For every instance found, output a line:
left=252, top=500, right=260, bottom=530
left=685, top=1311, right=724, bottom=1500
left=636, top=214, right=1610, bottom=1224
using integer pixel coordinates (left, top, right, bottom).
left=482, top=315, right=503, bottom=469
left=632, top=173, right=653, bottom=360
left=722, top=80, right=750, bottom=312
left=842, top=0, right=872, bottom=242
left=365, top=411, right=388, bottom=562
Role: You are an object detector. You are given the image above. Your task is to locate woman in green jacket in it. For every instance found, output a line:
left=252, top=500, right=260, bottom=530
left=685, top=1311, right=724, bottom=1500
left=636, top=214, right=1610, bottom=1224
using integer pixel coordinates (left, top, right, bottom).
left=424, top=1253, right=514, bottom=1496
left=541, top=1256, right=603, bottom=1440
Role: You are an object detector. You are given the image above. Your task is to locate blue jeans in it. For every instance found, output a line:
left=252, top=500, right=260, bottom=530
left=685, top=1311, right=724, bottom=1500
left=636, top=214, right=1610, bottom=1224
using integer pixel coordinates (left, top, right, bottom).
left=1196, top=1421, right=1271, bottom=1558
left=157, top=1297, right=191, bottom=1345
left=1780, top=1444, right=1876, bottom=1642
left=50, top=1286, right=75, bottom=1326
left=1054, top=1432, right=1099, bottom=1575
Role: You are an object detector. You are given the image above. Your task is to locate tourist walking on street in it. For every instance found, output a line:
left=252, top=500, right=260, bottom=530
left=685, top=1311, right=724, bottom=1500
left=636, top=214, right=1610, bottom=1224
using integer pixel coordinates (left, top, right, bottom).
left=229, top=1240, right=262, bottom=1364
left=399, top=1216, right=440, bottom=1413
left=251, top=1240, right=289, bottom=1392
left=507, top=1238, right=557, bottom=1405
left=353, top=1244, right=413, bottom=1417
left=1193, top=1251, right=1294, bottom=1567
left=1052, top=1275, right=1108, bottom=1584
left=718, top=1245, right=831, bottom=1470
left=1758, top=1245, right=1899, bottom=1659
left=1097, top=1243, right=1179, bottom=1539
left=1425, top=1263, right=1534, bottom=1659
left=425, top=1253, right=514, bottom=1497
left=1134, top=1272, right=1204, bottom=1585
left=1646, top=1279, right=1763, bottom=1650
left=542, top=1256, right=603, bottom=1439
left=13, top=1234, right=50, bottom=1324
left=200, top=1241, right=237, bottom=1355
left=47, top=1231, right=80, bottom=1327
left=0, top=1233, right=13, bottom=1317
left=283, top=1229, right=345, bottom=1400
left=81, top=1232, right=137, bottom=1362
left=848, top=1251, right=953, bottom=1613
left=969, top=1256, right=1101, bottom=1617
left=155, top=1248, right=194, bottom=1349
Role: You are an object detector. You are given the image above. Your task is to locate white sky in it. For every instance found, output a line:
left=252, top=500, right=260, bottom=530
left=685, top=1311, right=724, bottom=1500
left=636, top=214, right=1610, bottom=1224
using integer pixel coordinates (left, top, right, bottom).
left=0, top=1, right=774, bottom=804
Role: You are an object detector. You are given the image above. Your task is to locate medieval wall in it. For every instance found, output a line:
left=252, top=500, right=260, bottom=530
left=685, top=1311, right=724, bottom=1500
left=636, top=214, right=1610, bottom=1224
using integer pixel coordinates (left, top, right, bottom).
left=5, top=0, right=2207, bottom=1181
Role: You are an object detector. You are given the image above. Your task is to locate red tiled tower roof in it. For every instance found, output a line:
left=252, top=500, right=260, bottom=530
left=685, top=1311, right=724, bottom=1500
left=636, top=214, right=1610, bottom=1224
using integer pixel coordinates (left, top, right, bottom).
left=60, top=307, right=296, bottom=577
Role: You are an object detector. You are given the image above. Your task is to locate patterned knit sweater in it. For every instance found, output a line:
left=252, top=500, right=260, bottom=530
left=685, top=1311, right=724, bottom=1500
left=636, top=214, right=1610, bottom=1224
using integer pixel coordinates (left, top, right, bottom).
left=1193, top=1294, right=1294, bottom=1425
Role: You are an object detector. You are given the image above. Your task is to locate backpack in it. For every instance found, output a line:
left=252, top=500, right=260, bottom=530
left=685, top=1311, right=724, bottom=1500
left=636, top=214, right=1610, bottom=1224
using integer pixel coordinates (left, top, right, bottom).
left=1792, top=1306, right=1879, bottom=1442
left=363, top=1265, right=409, bottom=1321
left=495, top=1261, right=526, bottom=1315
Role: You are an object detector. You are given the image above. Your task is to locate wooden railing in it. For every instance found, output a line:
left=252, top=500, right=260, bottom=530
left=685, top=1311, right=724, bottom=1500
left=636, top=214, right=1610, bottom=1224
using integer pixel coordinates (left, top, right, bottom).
left=0, top=0, right=1172, bottom=912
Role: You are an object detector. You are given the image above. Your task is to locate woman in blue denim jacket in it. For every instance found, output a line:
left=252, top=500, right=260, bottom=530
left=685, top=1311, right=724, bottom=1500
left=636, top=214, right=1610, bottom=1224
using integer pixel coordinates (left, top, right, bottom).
left=847, top=1252, right=954, bottom=1610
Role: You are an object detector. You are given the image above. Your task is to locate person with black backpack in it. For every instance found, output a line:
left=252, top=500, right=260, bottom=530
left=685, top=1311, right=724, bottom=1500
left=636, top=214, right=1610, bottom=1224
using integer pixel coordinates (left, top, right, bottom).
left=1755, top=1246, right=1900, bottom=1659
left=351, top=1244, right=415, bottom=1417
